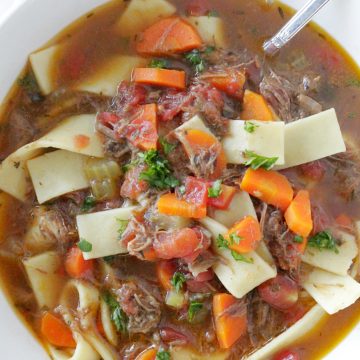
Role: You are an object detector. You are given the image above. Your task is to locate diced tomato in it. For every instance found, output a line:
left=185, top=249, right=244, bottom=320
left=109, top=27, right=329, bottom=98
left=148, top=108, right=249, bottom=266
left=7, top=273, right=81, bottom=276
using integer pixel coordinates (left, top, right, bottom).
left=206, top=69, right=246, bottom=100
left=97, top=112, right=121, bottom=129
left=207, top=184, right=236, bottom=209
left=125, top=104, right=158, bottom=151
left=158, top=89, right=193, bottom=121
left=258, top=275, right=299, bottom=311
left=120, top=166, right=149, bottom=200
left=299, top=160, right=326, bottom=181
left=182, top=227, right=211, bottom=263
left=160, top=327, right=189, bottom=345
left=153, top=228, right=201, bottom=259
left=185, top=0, right=212, bottom=16
left=184, top=176, right=208, bottom=207
left=143, top=246, right=158, bottom=261
left=194, top=269, right=214, bottom=282
left=156, top=260, right=177, bottom=290
left=273, top=349, right=300, bottom=360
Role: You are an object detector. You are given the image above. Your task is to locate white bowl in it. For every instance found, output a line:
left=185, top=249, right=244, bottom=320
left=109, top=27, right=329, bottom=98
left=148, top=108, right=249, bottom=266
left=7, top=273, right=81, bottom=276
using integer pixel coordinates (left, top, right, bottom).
left=0, top=0, right=360, bottom=358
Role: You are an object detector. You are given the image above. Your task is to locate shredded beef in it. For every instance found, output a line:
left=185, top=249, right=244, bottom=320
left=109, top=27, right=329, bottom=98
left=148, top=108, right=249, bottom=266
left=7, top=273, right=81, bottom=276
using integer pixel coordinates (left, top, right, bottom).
left=116, top=281, right=161, bottom=334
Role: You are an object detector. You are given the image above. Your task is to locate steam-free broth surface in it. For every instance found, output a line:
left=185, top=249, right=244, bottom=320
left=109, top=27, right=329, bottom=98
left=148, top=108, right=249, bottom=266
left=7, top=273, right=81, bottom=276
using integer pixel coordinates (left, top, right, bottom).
left=1, top=1, right=360, bottom=359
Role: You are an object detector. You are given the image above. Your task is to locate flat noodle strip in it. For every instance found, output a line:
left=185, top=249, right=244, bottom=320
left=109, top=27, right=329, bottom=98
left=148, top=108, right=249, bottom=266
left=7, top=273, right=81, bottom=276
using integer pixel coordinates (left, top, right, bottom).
left=0, top=114, right=103, bottom=202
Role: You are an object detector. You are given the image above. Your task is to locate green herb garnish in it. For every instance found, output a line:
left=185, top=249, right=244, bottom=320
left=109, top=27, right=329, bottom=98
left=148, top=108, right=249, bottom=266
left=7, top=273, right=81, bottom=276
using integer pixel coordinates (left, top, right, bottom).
left=244, top=121, right=259, bottom=133
left=116, top=219, right=129, bottom=239
left=229, top=232, right=242, bottom=245
left=230, top=250, right=254, bottom=263
left=81, top=196, right=96, bottom=212
left=188, top=301, right=203, bottom=321
left=208, top=180, right=222, bottom=198
left=138, top=150, right=180, bottom=189
left=184, top=49, right=205, bottom=73
left=208, top=9, right=219, bottom=17
left=203, top=45, right=215, bottom=54
left=149, top=58, right=169, bottom=69
left=171, top=272, right=186, bottom=293
left=178, top=185, right=186, bottom=195
left=243, top=150, right=278, bottom=170
left=159, top=137, right=176, bottom=155
left=102, top=292, right=128, bottom=334
left=77, top=239, right=92, bottom=252
left=307, top=230, right=339, bottom=253
left=294, top=235, right=304, bottom=244
left=156, top=350, right=171, bottom=360
left=216, top=234, right=229, bottom=249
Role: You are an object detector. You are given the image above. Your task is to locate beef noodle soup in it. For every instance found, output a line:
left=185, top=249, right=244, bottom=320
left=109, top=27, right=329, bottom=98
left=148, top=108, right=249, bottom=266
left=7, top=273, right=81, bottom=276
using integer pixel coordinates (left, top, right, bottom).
left=1, top=0, right=360, bottom=359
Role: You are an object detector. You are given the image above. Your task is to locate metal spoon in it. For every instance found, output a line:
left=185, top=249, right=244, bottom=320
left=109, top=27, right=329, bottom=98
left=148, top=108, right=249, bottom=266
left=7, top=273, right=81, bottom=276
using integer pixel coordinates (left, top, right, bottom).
left=263, top=0, right=331, bottom=56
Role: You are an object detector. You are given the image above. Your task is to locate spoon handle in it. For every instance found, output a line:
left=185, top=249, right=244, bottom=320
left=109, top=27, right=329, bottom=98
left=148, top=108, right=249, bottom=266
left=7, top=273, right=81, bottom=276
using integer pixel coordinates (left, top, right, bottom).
left=263, top=0, right=331, bottom=56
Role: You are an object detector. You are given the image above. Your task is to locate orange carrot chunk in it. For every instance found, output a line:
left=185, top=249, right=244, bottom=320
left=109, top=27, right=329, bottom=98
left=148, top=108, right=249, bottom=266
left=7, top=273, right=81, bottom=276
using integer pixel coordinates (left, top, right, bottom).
left=240, top=168, right=293, bottom=211
left=157, top=193, right=206, bottom=218
left=133, top=68, right=186, bottom=90
left=65, top=246, right=94, bottom=279
left=206, top=69, right=246, bottom=100
left=135, top=347, right=157, bottom=360
left=226, top=216, right=262, bottom=253
left=241, top=89, right=274, bottom=121
left=285, top=190, right=313, bottom=238
left=156, top=260, right=176, bottom=290
left=213, top=293, right=247, bottom=349
left=41, top=312, right=76, bottom=348
left=181, top=129, right=227, bottom=180
left=136, top=17, right=202, bottom=56
left=126, top=104, right=158, bottom=151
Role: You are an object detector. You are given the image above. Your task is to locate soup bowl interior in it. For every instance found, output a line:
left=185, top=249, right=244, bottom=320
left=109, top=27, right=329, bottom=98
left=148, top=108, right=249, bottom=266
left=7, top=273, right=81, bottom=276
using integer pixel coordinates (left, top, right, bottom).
left=0, top=0, right=360, bottom=358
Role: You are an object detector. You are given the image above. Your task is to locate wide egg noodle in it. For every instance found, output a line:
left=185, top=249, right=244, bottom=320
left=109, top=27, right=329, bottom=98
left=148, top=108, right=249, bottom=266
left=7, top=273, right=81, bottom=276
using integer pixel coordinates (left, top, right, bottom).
left=0, top=114, right=103, bottom=202
left=60, top=280, right=119, bottom=360
left=76, top=207, right=138, bottom=260
left=100, top=298, right=118, bottom=347
left=222, top=120, right=285, bottom=165
left=22, top=251, right=65, bottom=309
left=247, top=305, right=326, bottom=360
left=200, top=217, right=277, bottom=299
left=27, top=150, right=90, bottom=204
left=276, top=108, right=346, bottom=169
left=115, top=0, right=176, bottom=36
left=170, top=347, right=230, bottom=360
left=301, top=268, right=360, bottom=315
left=302, top=230, right=358, bottom=276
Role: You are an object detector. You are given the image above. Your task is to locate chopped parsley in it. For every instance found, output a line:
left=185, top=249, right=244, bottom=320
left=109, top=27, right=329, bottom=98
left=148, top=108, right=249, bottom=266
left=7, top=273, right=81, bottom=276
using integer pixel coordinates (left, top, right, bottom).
left=216, top=234, right=229, bottom=249
left=116, top=219, right=129, bottom=238
left=208, top=180, right=222, bottom=198
left=184, top=49, right=205, bottom=73
left=102, top=292, right=128, bottom=334
left=229, top=232, right=242, bottom=245
left=178, top=185, right=186, bottom=195
left=171, top=272, right=186, bottom=293
left=243, top=150, right=278, bottom=170
left=137, top=150, right=180, bottom=190
left=231, top=250, right=254, bottom=263
left=81, top=196, right=96, bottom=212
left=156, top=350, right=171, bottom=360
left=207, top=9, right=219, bottom=17
left=203, top=45, right=216, bottom=54
left=307, top=231, right=339, bottom=253
left=216, top=234, right=253, bottom=263
left=244, top=121, right=259, bottom=133
left=149, top=58, right=169, bottom=69
left=294, top=235, right=304, bottom=244
left=188, top=301, right=203, bottom=321
left=77, top=239, right=92, bottom=252
left=159, top=137, right=176, bottom=155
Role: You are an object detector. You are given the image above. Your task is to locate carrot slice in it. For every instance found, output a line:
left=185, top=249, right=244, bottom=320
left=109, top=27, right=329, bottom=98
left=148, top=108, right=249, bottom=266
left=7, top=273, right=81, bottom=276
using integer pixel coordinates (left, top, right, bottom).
left=207, top=184, right=237, bottom=210
left=206, top=69, right=246, bottom=99
left=241, top=90, right=274, bottom=121
left=157, top=193, right=206, bottom=218
left=133, top=68, right=186, bottom=89
left=240, top=168, right=293, bottom=211
left=226, top=216, right=262, bottom=253
left=181, top=129, right=227, bottom=180
left=136, top=17, right=202, bottom=55
left=135, top=347, right=157, bottom=360
left=126, top=104, right=158, bottom=151
left=156, top=260, right=176, bottom=290
left=213, top=293, right=247, bottom=349
left=65, top=246, right=94, bottom=279
left=284, top=190, right=313, bottom=237
left=41, top=312, right=76, bottom=348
